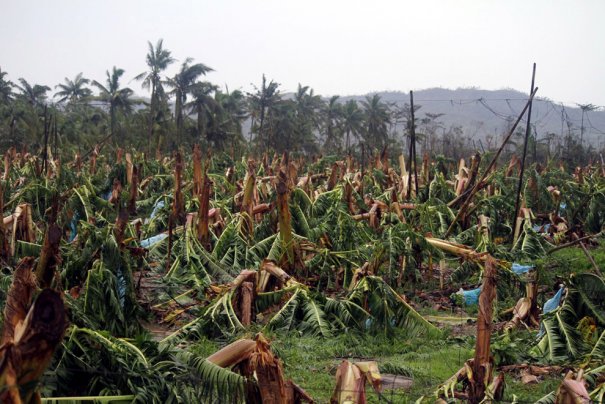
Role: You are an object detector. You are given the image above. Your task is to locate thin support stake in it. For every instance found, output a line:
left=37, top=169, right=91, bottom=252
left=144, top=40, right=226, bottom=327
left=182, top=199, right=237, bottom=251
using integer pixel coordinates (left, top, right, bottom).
left=512, top=63, right=537, bottom=246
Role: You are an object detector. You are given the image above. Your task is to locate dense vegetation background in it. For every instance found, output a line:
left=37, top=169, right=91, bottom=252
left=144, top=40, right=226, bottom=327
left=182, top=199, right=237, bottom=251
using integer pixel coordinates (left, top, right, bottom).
left=1, top=39, right=604, bottom=167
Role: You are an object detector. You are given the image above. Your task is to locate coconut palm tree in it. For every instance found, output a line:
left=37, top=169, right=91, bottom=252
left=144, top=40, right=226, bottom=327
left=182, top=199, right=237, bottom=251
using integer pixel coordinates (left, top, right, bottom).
left=214, top=88, right=248, bottom=152
left=292, top=84, right=323, bottom=154
left=322, top=95, right=343, bottom=153
left=16, top=78, right=51, bottom=107
left=247, top=75, right=281, bottom=153
left=361, top=94, right=391, bottom=152
left=135, top=39, right=174, bottom=150
left=187, top=81, right=219, bottom=143
left=54, top=73, right=92, bottom=104
left=340, top=100, right=364, bottom=154
left=577, top=103, right=600, bottom=148
left=92, top=67, right=135, bottom=140
left=0, top=68, right=14, bottom=104
left=166, top=58, right=213, bottom=143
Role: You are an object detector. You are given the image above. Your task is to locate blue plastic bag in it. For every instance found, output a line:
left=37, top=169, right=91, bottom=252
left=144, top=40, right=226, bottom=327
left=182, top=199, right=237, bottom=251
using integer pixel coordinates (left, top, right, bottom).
left=68, top=213, right=79, bottom=242
left=512, top=262, right=534, bottom=275
left=537, top=286, right=565, bottom=337
left=456, top=287, right=481, bottom=306
left=140, top=233, right=168, bottom=248
left=150, top=199, right=165, bottom=219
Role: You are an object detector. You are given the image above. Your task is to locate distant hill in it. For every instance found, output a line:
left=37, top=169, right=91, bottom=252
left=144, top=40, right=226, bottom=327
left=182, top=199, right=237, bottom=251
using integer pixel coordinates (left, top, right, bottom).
left=340, top=88, right=605, bottom=149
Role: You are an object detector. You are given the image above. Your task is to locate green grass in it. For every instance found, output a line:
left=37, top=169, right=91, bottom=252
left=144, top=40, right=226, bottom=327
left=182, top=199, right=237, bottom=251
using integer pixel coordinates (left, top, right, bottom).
left=268, top=331, right=471, bottom=402
left=268, top=330, right=567, bottom=403
left=504, top=376, right=561, bottom=403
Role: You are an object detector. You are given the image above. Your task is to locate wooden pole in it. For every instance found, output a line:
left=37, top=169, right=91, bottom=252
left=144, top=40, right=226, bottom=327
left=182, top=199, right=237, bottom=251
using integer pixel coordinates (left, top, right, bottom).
left=513, top=64, right=537, bottom=245
left=42, top=105, right=49, bottom=175
left=411, top=92, right=419, bottom=196
left=406, top=91, right=417, bottom=200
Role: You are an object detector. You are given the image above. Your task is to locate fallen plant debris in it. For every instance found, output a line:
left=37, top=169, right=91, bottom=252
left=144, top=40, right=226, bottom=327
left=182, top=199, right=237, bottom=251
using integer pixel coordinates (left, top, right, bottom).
left=0, top=140, right=603, bottom=402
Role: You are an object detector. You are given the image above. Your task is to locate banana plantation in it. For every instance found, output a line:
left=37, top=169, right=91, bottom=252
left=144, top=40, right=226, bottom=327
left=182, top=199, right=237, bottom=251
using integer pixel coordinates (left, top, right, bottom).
left=0, top=138, right=603, bottom=403
left=1, top=41, right=605, bottom=404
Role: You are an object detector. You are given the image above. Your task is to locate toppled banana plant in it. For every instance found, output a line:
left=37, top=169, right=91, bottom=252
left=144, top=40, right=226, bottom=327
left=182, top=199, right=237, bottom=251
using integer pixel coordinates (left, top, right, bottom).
left=4, top=204, right=36, bottom=257
left=330, top=360, right=381, bottom=404
left=208, top=333, right=313, bottom=403
left=555, top=370, right=591, bottom=404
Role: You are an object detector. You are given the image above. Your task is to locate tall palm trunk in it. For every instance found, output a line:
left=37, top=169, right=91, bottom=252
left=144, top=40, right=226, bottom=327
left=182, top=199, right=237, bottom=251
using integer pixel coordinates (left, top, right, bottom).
left=148, top=81, right=156, bottom=155
left=175, top=89, right=183, bottom=145
left=197, top=104, right=207, bottom=142
left=258, top=105, right=266, bottom=153
left=110, top=105, right=116, bottom=142
left=346, top=129, right=351, bottom=155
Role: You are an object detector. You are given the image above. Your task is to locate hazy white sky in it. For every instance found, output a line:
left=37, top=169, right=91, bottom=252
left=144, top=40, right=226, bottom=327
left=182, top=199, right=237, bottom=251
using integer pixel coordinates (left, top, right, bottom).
left=1, top=0, right=604, bottom=105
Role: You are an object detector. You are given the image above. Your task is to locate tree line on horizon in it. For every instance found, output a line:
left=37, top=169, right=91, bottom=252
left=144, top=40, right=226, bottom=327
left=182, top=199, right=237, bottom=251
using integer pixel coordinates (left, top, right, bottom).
left=0, top=39, right=601, bottom=166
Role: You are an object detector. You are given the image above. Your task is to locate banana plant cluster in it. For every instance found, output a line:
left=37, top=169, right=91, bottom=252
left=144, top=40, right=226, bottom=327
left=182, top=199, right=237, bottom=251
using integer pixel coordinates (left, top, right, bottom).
left=0, top=145, right=604, bottom=402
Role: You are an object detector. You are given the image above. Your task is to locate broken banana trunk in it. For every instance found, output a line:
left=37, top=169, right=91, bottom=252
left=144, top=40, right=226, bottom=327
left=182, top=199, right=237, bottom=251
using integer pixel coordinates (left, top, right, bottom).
left=0, top=258, right=67, bottom=403
left=469, top=256, right=497, bottom=403
left=208, top=334, right=313, bottom=404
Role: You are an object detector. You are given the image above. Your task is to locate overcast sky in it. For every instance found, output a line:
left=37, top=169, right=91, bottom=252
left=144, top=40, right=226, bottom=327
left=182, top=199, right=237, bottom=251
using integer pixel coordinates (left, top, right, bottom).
left=1, top=0, right=604, bottom=105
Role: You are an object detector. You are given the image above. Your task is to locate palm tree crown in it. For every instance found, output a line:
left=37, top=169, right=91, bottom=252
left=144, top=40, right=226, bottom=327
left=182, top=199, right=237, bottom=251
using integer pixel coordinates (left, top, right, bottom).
left=55, top=73, right=91, bottom=104
left=341, top=100, right=364, bottom=154
left=16, top=78, right=51, bottom=106
left=166, top=58, right=213, bottom=140
left=0, top=68, right=14, bottom=103
left=92, top=67, right=134, bottom=138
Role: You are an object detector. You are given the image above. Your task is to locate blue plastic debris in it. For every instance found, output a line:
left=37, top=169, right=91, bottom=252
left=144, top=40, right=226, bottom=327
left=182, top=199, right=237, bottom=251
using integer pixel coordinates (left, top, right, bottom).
left=558, top=203, right=567, bottom=217
left=117, top=266, right=126, bottom=308
left=512, top=263, right=535, bottom=275
left=537, top=286, right=565, bottom=337
left=150, top=199, right=165, bottom=219
left=140, top=233, right=168, bottom=248
left=456, top=287, right=481, bottom=306
left=532, top=223, right=551, bottom=233
left=68, top=213, right=79, bottom=242
left=543, top=286, right=565, bottom=314
left=101, top=190, right=112, bottom=201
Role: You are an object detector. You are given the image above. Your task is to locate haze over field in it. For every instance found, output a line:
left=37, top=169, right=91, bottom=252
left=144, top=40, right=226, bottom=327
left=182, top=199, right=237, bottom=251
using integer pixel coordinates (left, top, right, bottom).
left=1, top=0, right=605, bottom=105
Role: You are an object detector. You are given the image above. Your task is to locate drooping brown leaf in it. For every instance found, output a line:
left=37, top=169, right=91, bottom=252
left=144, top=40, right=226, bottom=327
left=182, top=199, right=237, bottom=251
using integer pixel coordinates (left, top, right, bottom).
left=1, top=257, right=37, bottom=344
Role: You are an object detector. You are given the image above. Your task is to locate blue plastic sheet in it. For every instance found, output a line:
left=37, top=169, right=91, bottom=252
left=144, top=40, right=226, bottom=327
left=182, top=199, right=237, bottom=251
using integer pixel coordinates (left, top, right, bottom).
left=456, top=287, right=481, bottom=306
left=140, top=233, right=168, bottom=248
left=512, top=263, right=535, bottom=275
